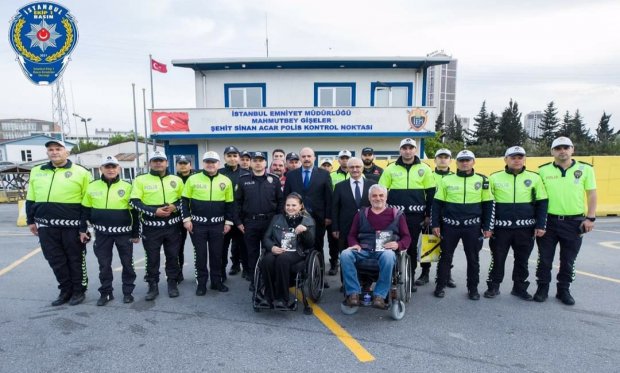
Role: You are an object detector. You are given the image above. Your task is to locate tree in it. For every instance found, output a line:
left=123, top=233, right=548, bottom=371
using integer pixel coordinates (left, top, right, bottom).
left=557, top=111, right=572, bottom=137
left=497, top=99, right=526, bottom=147
left=471, top=101, right=498, bottom=145
left=595, top=112, right=614, bottom=144
left=538, top=101, right=560, bottom=148
left=435, top=111, right=445, bottom=135
left=70, top=141, right=101, bottom=154
left=567, top=109, right=591, bottom=142
left=108, top=132, right=145, bottom=146
left=445, top=115, right=464, bottom=143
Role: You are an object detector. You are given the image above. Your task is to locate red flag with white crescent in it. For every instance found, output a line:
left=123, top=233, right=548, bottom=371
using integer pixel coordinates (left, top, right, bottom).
left=151, top=58, right=168, bottom=73
left=151, top=112, right=190, bottom=132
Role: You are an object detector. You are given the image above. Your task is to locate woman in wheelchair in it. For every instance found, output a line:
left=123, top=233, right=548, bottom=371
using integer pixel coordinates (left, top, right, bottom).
left=259, top=193, right=315, bottom=310
left=340, top=184, right=411, bottom=309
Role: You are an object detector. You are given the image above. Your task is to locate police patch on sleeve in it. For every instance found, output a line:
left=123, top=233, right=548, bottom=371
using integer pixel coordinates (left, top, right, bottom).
left=574, top=170, right=582, bottom=179
left=64, top=171, right=72, bottom=178
left=170, top=180, right=177, bottom=188
left=524, top=179, right=532, bottom=187
left=219, top=182, right=226, bottom=191
left=474, top=182, right=482, bottom=190
left=267, top=176, right=273, bottom=183
left=118, top=189, right=125, bottom=197
left=418, top=169, right=425, bottom=176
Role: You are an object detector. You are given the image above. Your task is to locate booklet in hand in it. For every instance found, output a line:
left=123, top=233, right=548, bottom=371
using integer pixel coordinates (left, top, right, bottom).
left=281, top=229, right=297, bottom=252
left=374, top=230, right=392, bottom=252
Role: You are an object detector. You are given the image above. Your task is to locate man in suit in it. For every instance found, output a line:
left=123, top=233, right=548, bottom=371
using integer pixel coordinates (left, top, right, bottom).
left=332, top=157, right=376, bottom=257
left=284, top=147, right=333, bottom=286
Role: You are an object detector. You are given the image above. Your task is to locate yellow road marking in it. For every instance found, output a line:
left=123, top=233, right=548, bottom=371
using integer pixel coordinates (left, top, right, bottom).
left=0, top=247, right=41, bottom=277
left=307, top=298, right=376, bottom=363
left=482, top=248, right=620, bottom=284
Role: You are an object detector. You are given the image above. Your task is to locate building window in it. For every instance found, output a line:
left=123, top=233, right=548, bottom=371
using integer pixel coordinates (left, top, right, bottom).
left=123, top=168, right=134, bottom=180
left=91, top=168, right=100, bottom=179
left=20, top=150, right=32, bottom=162
left=224, top=83, right=266, bottom=108
left=314, top=83, right=356, bottom=107
left=370, top=82, right=413, bottom=107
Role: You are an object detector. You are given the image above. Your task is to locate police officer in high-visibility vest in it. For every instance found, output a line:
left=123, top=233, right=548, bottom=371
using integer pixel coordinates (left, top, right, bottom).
left=182, top=151, right=234, bottom=295
left=327, top=150, right=351, bottom=276
left=80, top=156, right=139, bottom=306
left=431, top=150, right=494, bottom=300
left=130, top=151, right=184, bottom=300
left=415, top=148, right=456, bottom=288
left=379, top=138, right=435, bottom=292
left=534, top=137, right=597, bottom=305
left=484, top=146, right=548, bottom=301
left=175, top=155, right=196, bottom=283
left=26, top=139, right=92, bottom=306
left=235, top=152, right=284, bottom=292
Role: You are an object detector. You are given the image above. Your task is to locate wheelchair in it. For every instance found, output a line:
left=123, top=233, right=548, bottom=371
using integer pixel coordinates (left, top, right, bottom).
left=339, top=250, right=412, bottom=320
left=252, top=249, right=324, bottom=315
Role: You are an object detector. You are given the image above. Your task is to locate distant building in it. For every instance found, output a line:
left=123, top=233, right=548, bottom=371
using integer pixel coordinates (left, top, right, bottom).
left=456, top=115, right=471, bottom=131
left=426, top=51, right=457, bottom=124
left=0, top=118, right=62, bottom=140
left=524, top=111, right=544, bottom=139
left=65, top=128, right=136, bottom=146
left=0, top=135, right=75, bottom=163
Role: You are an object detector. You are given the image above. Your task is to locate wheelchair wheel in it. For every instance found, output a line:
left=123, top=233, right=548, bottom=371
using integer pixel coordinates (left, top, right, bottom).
left=389, top=299, right=406, bottom=320
left=340, top=302, right=359, bottom=315
left=252, top=254, right=264, bottom=310
left=397, top=253, right=412, bottom=302
left=304, top=250, right=324, bottom=302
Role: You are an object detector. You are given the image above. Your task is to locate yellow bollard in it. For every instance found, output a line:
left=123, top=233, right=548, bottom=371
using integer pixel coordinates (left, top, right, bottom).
left=17, top=200, right=27, bottom=227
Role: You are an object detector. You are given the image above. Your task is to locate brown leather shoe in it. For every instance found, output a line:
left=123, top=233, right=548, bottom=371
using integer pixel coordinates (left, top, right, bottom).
left=372, top=296, right=386, bottom=309
left=346, top=293, right=360, bottom=307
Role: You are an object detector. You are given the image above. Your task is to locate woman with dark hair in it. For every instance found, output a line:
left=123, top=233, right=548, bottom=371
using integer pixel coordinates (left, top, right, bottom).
left=260, top=193, right=315, bottom=309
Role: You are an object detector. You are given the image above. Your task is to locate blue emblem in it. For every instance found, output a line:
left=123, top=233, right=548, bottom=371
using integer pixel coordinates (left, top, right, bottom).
left=8, top=2, right=79, bottom=85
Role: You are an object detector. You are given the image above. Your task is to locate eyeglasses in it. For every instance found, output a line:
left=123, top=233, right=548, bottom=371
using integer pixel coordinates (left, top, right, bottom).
left=553, top=145, right=571, bottom=150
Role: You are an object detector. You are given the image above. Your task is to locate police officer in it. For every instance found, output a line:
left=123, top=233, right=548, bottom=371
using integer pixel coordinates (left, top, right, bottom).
left=80, top=156, right=139, bottom=305
left=285, top=152, right=301, bottom=172
left=130, top=151, right=184, bottom=300
left=220, top=146, right=251, bottom=279
left=175, top=155, right=196, bottom=283
left=484, top=146, right=548, bottom=301
left=416, top=148, right=456, bottom=288
left=182, top=151, right=234, bottom=295
left=534, top=137, right=597, bottom=305
left=27, top=139, right=92, bottom=306
left=235, top=152, right=284, bottom=291
left=361, top=147, right=383, bottom=182
left=239, top=150, right=251, bottom=171
left=431, top=150, right=494, bottom=300
left=379, top=138, right=435, bottom=292
left=328, top=150, right=351, bottom=275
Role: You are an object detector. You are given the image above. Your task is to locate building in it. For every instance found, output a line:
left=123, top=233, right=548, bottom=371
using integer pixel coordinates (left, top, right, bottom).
left=524, top=111, right=544, bottom=139
left=65, top=128, right=137, bottom=146
left=68, top=140, right=161, bottom=181
left=0, top=118, right=62, bottom=141
left=151, top=56, right=451, bottom=171
left=0, top=135, right=75, bottom=164
left=426, top=51, right=457, bottom=124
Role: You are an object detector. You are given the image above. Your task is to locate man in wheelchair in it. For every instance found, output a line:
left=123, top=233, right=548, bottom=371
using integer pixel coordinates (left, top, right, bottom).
left=340, top=184, right=411, bottom=309
left=256, top=193, right=316, bottom=310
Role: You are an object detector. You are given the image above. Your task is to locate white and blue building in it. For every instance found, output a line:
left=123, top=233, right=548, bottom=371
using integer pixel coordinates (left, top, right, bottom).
left=154, top=56, right=452, bottom=171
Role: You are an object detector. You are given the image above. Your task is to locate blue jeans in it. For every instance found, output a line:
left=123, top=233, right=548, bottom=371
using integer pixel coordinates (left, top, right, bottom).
left=340, top=249, right=396, bottom=298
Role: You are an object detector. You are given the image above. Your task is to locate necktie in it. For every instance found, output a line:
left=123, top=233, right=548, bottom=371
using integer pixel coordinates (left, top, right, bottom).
left=303, top=170, right=310, bottom=189
left=354, top=181, right=361, bottom=207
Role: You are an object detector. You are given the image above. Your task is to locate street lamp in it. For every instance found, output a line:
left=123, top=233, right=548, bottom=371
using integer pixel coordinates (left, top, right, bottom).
left=72, top=113, right=92, bottom=143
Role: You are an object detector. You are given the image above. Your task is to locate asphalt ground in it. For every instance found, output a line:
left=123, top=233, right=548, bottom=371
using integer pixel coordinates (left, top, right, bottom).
left=1, top=203, right=619, bottom=373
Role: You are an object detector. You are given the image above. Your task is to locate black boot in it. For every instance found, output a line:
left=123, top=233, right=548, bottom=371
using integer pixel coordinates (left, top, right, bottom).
left=556, top=287, right=575, bottom=305
left=196, top=283, right=207, bottom=296
left=415, top=269, right=430, bottom=286
left=51, top=291, right=72, bottom=306
left=145, top=282, right=159, bottom=301
left=168, top=280, right=179, bottom=298
left=468, top=287, right=480, bottom=300
left=483, top=281, right=500, bottom=298
left=96, top=293, right=114, bottom=306
left=511, top=281, right=533, bottom=301
left=533, top=283, right=549, bottom=302
left=69, top=292, right=86, bottom=306
left=434, top=284, right=445, bottom=298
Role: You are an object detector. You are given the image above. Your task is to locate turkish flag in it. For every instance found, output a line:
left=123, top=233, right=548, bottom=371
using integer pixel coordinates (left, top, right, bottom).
left=151, top=112, right=190, bottom=132
left=151, top=59, right=168, bottom=73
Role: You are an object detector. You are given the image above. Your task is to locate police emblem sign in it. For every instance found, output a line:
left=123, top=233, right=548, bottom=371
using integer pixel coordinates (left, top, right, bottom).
left=9, top=2, right=78, bottom=85
left=407, top=108, right=428, bottom=131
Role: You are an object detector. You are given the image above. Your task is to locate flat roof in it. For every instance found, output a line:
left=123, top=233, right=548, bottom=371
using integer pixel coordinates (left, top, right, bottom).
left=171, top=56, right=451, bottom=71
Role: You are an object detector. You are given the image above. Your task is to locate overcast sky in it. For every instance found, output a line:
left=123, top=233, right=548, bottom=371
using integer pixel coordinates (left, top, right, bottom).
left=2, top=0, right=619, bottom=136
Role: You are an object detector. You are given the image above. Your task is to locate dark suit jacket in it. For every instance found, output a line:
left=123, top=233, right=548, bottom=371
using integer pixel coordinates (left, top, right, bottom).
left=284, top=167, right=332, bottom=220
left=332, top=178, right=376, bottom=237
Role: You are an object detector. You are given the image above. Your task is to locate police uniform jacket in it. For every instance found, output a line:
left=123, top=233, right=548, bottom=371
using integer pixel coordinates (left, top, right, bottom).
left=362, top=164, right=383, bottom=182
left=234, top=172, right=284, bottom=226
left=378, top=156, right=436, bottom=216
left=129, top=170, right=184, bottom=227
left=26, top=159, right=92, bottom=228
left=431, top=169, right=495, bottom=232
left=80, top=175, right=138, bottom=236
left=489, top=167, right=548, bottom=229
left=329, top=168, right=349, bottom=189
left=181, top=171, right=234, bottom=226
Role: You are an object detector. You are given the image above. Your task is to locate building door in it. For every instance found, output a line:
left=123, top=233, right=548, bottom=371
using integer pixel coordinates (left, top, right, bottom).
left=166, top=144, right=199, bottom=174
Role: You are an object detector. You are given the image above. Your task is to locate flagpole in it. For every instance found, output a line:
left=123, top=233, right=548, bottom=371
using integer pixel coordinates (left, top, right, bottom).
left=132, top=83, right=140, bottom=174
left=149, top=54, right=155, bottom=108
left=142, top=88, right=149, bottom=166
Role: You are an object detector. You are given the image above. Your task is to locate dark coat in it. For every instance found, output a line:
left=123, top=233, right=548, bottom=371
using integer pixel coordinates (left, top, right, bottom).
left=332, top=178, right=376, bottom=238
left=283, top=167, right=332, bottom=220
left=262, top=211, right=315, bottom=256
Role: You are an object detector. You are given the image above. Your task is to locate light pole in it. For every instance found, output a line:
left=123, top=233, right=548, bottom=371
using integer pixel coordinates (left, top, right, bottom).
left=72, top=113, right=92, bottom=143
